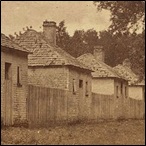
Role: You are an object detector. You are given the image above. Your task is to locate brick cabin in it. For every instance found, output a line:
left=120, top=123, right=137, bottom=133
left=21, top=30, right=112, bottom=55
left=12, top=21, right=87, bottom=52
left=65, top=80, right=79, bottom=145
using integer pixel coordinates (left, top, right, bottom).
left=14, top=21, right=93, bottom=120
left=1, top=33, right=30, bottom=126
left=77, top=46, right=128, bottom=98
left=113, top=59, right=145, bottom=100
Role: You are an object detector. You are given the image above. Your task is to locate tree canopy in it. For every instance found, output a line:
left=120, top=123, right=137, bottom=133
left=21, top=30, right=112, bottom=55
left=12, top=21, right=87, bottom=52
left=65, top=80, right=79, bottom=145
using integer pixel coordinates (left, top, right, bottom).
left=94, top=1, right=145, bottom=34
left=56, top=18, right=145, bottom=80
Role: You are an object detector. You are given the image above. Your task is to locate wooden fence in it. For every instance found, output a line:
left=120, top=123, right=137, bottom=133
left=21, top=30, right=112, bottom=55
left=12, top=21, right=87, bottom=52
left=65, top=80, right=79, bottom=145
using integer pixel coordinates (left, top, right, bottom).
left=27, top=85, right=68, bottom=128
left=91, top=93, right=145, bottom=120
left=27, top=85, right=145, bottom=127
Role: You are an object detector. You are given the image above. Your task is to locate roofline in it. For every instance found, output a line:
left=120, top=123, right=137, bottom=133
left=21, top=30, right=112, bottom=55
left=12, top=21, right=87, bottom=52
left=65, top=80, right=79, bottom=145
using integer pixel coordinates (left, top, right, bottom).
left=1, top=34, right=32, bottom=54
left=1, top=45, right=31, bottom=54
left=92, top=76, right=127, bottom=81
left=28, top=64, right=92, bottom=72
left=129, top=84, right=145, bottom=87
left=67, top=65, right=92, bottom=72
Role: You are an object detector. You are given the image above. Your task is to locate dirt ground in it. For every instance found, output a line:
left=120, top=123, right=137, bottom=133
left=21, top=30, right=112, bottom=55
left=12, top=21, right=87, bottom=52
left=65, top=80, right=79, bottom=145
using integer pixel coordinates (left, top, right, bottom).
left=1, top=119, right=145, bottom=145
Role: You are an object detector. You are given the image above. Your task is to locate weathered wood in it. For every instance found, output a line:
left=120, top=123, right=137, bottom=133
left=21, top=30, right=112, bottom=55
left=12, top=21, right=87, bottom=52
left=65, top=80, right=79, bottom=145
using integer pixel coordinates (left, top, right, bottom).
left=27, top=85, right=145, bottom=128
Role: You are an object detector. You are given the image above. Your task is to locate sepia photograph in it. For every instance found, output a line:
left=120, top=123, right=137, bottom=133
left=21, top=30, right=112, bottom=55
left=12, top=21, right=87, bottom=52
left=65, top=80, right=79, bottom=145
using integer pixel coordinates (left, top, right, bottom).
left=1, top=1, right=145, bottom=145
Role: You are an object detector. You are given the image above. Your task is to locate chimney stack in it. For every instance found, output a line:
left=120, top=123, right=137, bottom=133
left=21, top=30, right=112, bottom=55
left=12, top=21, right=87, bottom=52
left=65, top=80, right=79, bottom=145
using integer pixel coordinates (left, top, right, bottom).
left=43, top=20, right=56, bottom=45
left=93, top=46, right=105, bottom=62
left=123, top=58, right=131, bottom=69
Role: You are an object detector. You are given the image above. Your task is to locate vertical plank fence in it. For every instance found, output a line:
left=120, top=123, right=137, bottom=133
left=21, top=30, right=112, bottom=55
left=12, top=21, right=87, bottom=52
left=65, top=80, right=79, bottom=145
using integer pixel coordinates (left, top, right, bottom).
left=27, top=85, right=145, bottom=128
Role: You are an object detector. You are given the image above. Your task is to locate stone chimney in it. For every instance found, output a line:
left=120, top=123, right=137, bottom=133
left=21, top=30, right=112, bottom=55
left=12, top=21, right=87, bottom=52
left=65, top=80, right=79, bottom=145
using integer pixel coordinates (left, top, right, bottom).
left=93, top=46, right=105, bottom=62
left=122, top=58, right=131, bottom=69
left=43, top=20, right=56, bottom=45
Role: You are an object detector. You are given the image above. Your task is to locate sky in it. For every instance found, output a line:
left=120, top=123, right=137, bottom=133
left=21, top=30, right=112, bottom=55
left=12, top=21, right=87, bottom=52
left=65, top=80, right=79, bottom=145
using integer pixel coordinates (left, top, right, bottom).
left=1, top=1, right=111, bottom=36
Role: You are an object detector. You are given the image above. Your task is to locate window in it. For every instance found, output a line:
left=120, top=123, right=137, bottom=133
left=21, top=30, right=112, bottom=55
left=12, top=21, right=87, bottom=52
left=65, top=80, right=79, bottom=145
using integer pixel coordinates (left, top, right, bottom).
left=125, top=86, right=127, bottom=97
left=17, top=66, right=22, bottom=87
left=121, top=83, right=123, bottom=95
left=5, top=62, right=11, bottom=80
left=79, top=80, right=83, bottom=88
left=116, top=86, right=119, bottom=98
left=73, top=79, right=76, bottom=94
left=85, top=81, right=89, bottom=96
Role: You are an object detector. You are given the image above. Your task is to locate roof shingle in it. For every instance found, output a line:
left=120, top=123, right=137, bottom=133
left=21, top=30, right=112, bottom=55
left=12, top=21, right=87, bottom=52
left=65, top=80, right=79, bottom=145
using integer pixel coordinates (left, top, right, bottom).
left=77, top=53, right=122, bottom=79
left=1, top=33, right=30, bottom=53
left=113, top=64, right=139, bottom=85
left=14, top=30, right=91, bottom=71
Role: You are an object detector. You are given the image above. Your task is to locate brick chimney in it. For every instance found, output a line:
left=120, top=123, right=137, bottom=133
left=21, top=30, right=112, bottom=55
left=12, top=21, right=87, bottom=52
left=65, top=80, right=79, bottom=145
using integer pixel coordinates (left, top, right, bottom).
left=43, top=20, right=56, bottom=45
left=93, top=46, right=105, bottom=62
left=122, top=58, right=131, bottom=69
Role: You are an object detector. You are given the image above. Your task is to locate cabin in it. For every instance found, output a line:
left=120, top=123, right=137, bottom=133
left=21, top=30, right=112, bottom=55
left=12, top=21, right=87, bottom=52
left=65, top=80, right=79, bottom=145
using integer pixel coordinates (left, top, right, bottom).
left=77, top=46, right=128, bottom=98
left=1, top=33, right=30, bottom=126
left=14, top=21, right=93, bottom=120
left=113, top=59, right=144, bottom=100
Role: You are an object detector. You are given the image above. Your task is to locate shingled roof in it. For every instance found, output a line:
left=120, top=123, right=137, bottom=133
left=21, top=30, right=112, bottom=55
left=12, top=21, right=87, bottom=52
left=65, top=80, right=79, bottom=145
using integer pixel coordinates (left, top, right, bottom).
left=1, top=33, right=30, bottom=53
left=14, top=29, right=91, bottom=71
left=113, top=64, right=139, bottom=85
left=77, top=53, right=122, bottom=79
left=137, top=79, right=145, bottom=86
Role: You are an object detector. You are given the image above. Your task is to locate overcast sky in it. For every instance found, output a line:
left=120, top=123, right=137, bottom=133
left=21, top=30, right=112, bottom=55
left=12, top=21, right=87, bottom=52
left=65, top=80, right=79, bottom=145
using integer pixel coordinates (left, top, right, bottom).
left=1, top=1, right=111, bottom=36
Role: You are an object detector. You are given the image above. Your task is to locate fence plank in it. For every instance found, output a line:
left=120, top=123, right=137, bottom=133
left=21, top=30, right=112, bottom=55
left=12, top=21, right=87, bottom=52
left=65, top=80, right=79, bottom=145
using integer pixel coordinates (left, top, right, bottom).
left=27, top=85, right=145, bottom=128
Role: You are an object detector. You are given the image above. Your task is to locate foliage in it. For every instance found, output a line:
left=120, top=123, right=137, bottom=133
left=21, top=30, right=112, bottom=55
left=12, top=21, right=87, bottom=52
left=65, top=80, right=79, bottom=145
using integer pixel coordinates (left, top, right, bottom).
left=94, top=1, right=145, bottom=34
left=56, top=20, right=145, bottom=79
left=128, top=31, right=145, bottom=79
left=98, top=30, right=130, bottom=67
left=56, top=20, right=71, bottom=49
left=98, top=30, right=145, bottom=79
left=93, top=1, right=145, bottom=79
left=56, top=21, right=99, bottom=57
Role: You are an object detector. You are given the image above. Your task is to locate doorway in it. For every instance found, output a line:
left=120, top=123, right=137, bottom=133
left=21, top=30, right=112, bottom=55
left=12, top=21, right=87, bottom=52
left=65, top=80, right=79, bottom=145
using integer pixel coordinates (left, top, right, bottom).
left=4, top=62, right=12, bottom=125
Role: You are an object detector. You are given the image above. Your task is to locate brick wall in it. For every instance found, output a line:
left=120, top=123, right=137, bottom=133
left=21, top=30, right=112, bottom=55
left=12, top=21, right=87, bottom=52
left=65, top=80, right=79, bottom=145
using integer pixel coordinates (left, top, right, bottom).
left=28, top=65, right=92, bottom=121
left=1, top=48, right=28, bottom=125
left=28, top=66, right=69, bottom=89
left=67, top=67, right=92, bottom=121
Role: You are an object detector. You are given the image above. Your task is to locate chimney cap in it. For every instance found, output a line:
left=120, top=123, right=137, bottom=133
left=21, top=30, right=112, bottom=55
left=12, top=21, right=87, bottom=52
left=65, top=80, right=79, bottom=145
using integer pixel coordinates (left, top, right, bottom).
left=94, top=45, right=104, bottom=50
left=94, top=45, right=104, bottom=51
left=123, top=58, right=131, bottom=68
left=43, top=20, right=56, bottom=27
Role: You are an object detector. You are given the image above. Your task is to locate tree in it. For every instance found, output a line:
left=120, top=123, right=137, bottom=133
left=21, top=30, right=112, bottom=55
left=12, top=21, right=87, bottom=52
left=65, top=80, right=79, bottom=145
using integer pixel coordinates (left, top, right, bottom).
left=68, top=29, right=100, bottom=57
left=98, top=30, right=130, bottom=67
left=128, top=31, right=145, bottom=79
left=94, top=1, right=145, bottom=79
left=94, top=1, right=145, bottom=34
left=84, top=29, right=99, bottom=53
left=98, top=30, right=145, bottom=79
left=56, top=20, right=71, bottom=49
left=56, top=24, right=100, bottom=58
left=68, top=30, right=86, bottom=57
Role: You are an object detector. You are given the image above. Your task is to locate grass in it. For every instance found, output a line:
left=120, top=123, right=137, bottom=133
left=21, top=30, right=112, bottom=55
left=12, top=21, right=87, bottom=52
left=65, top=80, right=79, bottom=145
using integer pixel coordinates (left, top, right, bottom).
left=1, top=119, right=145, bottom=145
